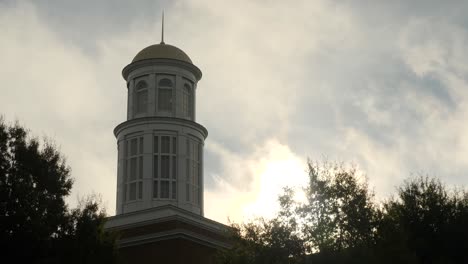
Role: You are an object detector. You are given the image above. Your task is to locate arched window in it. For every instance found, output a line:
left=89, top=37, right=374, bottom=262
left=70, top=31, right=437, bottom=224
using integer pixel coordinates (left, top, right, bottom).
left=135, top=81, right=148, bottom=114
left=182, top=84, right=193, bottom=119
left=158, top=78, right=173, bottom=113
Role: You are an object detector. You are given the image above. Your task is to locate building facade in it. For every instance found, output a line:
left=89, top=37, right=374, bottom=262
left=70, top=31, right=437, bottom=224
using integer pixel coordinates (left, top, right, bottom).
left=115, top=43, right=205, bottom=216
left=105, top=41, right=230, bottom=264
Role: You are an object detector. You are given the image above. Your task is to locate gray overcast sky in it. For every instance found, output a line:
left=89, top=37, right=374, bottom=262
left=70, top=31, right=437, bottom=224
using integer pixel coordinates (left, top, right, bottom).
left=2, top=0, right=468, bottom=223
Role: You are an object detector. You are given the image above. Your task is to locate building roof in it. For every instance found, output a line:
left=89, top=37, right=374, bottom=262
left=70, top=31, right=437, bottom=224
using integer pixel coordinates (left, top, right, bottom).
left=132, top=43, right=193, bottom=64
left=104, top=205, right=231, bottom=249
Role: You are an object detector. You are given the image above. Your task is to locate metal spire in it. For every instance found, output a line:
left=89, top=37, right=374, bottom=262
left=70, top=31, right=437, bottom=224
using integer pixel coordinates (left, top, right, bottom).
left=161, top=11, right=165, bottom=44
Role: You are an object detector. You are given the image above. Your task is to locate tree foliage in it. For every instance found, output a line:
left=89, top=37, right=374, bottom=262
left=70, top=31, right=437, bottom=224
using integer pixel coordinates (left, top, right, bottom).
left=0, top=119, right=116, bottom=263
left=216, top=216, right=306, bottom=264
left=300, top=162, right=377, bottom=253
left=377, top=177, right=468, bottom=263
left=216, top=161, right=468, bottom=264
left=59, top=196, right=117, bottom=264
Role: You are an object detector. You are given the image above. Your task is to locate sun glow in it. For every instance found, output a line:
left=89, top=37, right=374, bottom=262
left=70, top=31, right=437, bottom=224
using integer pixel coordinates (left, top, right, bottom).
left=243, top=148, right=308, bottom=219
left=205, top=140, right=308, bottom=223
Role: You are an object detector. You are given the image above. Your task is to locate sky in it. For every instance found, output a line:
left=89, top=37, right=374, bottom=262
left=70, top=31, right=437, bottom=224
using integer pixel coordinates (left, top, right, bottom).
left=2, top=0, right=468, bottom=224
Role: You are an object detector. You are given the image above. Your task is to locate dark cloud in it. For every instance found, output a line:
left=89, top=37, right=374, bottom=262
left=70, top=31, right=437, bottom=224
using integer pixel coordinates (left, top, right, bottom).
left=25, top=0, right=171, bottom=54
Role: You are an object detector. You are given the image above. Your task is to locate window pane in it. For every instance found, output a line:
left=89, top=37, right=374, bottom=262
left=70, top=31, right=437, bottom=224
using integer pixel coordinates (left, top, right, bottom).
left=130, top=158, right=137, bottom=180
left=198, top=145, right=202, bottom=162
left=130, top=138, right=137, bottom=155
left=139, top=137, right=144, bottom=154
left=172, top=182, right=176, bottom=199
left=198, top=164, right=202, bottom=186
left=191, top=142, right=195, bottom=160
left=188, top=91, right=193, bottom=118
left=194, top=163, right=200, bottom=186
left=182, top=90, right=189, bottom=117
left=137, top=81, right=147, bottom=89
left=161, top=136, right=170, bottom=153
left=153, top=181, right=158, bottom=198
left=125, top=140, right=129, bottom=157
left=172, top=157, right=176, bottom=179
left=123, top=183, right=127, bottom=202
left=159, top=78, right=172, bottom=87
left=194, top=144, right=199, bottom=161
left=129, top=183, right=136, bottom=200
left=154, top=136, right=159, bottom=153
left=183, top=84, right=191, bottom=118
left=194, top=187, right=199, bottom=205
left=158, top=89, right=172, bottom=112
left=138, top=182, right=143, bottom=199
left=136, top=90, right=148, bottom=113
left=172, top=137, right=177, bottom=154
left=186, top=159, right=190, bottom=181
left=161, top=181, right=169, bottom=198
left=125, top=160, right=129, bottom=181
left=182, top=94, right=187, bottom=116
left=186, top=183, right=190, bottom=201
left=192, top=186, right=196, bottom=204
left=161, top=156, right=170, bottom=178
left=193, top=164, right=198, bottom=185
left=138, top=157, right=143, bottom=179
left=154, top=155, right=158, bottom=178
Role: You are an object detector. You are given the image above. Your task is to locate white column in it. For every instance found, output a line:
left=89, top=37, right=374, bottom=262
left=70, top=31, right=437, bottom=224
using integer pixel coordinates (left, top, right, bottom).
left=143, top=131, right=153, bottom=209
left=148, top=74, right=156, bottom=116
left=199, top=142, right=204, bottom=216
left=127, top=79, right=134, bottom=120
left=116, top=139, right=125, bottom=214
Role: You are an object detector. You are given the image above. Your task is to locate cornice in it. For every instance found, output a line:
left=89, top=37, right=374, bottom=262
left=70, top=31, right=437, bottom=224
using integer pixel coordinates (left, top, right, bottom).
left=104, top=205, right=232, bottom=249
left=114, top=116, right=208, bottom=139
left=105, top=205, right=228, bottom=231
left=122, top=58, right=202, bottom=81
left=118, top=229, right=231, bottom=249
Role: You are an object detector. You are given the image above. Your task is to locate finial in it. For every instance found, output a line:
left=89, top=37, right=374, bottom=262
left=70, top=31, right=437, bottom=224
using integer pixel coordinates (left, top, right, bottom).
left=161, top=10, right=165, bottom=44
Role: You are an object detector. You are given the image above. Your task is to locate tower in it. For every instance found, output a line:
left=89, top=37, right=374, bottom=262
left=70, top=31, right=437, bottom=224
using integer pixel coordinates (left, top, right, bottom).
left=115, top=42, right=206, bottom=216
left=105, top=30, right=230, bottom=264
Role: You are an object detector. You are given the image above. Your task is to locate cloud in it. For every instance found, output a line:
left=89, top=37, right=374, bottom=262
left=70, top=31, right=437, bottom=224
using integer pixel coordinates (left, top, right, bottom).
left=204, top=139, right=307, bottom=223
left=0, top=2, right=118, bottom=210
left=2, top=0, right=468, bottom=224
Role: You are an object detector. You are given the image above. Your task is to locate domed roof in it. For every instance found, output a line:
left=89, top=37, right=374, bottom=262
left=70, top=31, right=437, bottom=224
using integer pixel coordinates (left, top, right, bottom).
left=132, top=43, right=192, bottom=64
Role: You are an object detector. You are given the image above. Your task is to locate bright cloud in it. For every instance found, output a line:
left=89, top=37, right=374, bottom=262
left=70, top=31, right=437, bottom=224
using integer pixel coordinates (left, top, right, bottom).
left=205, top=139, right=307, bottom=223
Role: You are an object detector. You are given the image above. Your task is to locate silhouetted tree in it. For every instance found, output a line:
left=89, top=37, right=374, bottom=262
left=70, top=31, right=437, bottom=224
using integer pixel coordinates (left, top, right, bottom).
left=216, top=162, right=378, bottom=264
left=377, top=177, right=468, bottom=264
left=216, top=216, right=305, bottom=264
left=0, top=118, right=116, bottom=263
left=59, top=196, right=117, bottom=264
left=216, top=161, right=468, bottom=264
left=300, top=162, right=378, bottom=254
left=297, top=162, right=379, bottom=263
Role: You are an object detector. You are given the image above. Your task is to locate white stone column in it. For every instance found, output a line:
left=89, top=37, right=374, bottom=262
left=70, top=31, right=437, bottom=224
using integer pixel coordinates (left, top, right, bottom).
left=143, top=131, right=153, bottom=209
left=116, top=139, right=125, bottom=214
left=148, top=74, right=156, bottom=116
left=199, top=143, right=204, bottom=216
